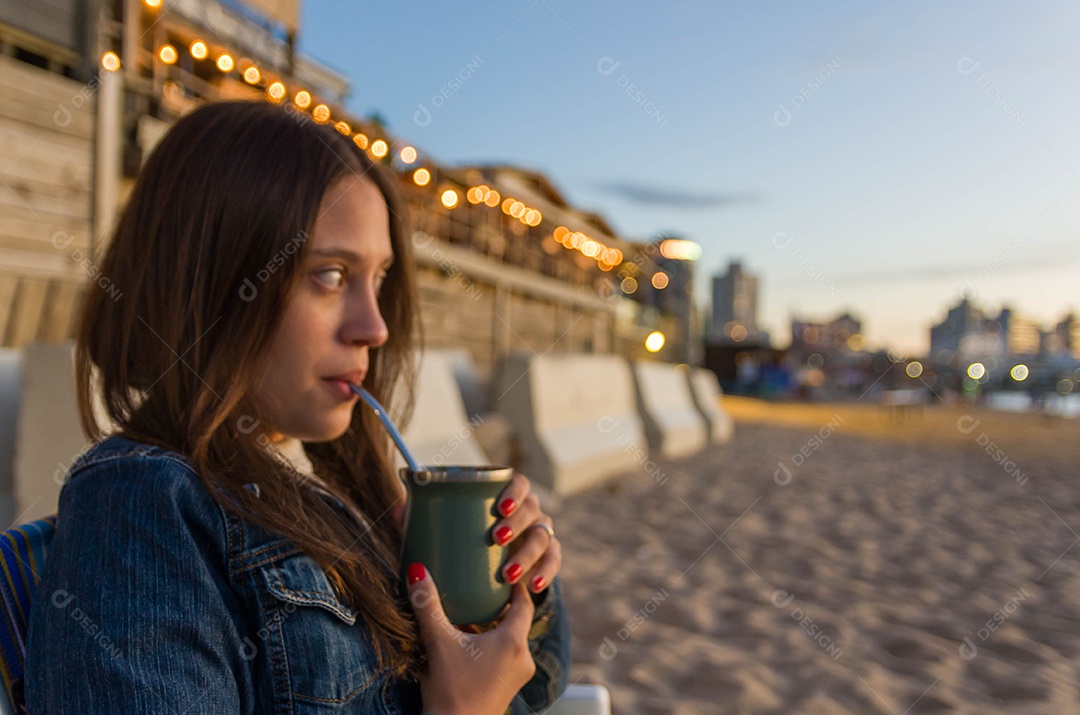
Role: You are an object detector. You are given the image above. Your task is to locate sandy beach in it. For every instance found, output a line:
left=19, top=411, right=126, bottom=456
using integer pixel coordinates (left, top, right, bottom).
left=547, top=398, right=1080, bottom=714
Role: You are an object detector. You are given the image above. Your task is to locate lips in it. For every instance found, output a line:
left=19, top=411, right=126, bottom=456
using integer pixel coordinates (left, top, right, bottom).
left=325, top=370, right=367, bottom=386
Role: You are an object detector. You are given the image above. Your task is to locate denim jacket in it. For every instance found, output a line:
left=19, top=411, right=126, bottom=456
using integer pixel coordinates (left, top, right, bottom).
left=25, top=434, right=569, bottom=713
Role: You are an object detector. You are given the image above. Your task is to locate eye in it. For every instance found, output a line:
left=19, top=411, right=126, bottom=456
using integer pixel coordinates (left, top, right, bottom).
left=314, top=266, right=347, bottom=289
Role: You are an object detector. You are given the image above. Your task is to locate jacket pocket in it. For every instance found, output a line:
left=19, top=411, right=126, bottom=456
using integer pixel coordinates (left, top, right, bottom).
left=259, top=554, right=383, bottom=711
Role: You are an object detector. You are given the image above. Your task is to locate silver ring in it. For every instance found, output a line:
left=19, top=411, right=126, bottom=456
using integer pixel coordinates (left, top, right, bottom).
left=530, top=522, right=556, bottom=541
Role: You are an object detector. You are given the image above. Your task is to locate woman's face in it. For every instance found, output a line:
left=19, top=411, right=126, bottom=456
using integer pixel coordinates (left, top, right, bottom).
left=250, top=176, right=394, bottom=442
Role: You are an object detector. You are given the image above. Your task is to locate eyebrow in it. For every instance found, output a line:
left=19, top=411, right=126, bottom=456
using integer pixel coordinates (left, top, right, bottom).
left=309, top=247, right=394, bottom=268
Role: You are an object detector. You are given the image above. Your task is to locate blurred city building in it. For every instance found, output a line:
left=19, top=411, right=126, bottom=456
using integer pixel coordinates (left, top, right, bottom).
left=702, top=259, right=776, bottom=393
left=627, top=236, right=701, bottom=364
left=929, top=297, right=1075, bottom=361
left=0, top=0, right=688, bottom=376
left=706, top=259, right=768, bottom=346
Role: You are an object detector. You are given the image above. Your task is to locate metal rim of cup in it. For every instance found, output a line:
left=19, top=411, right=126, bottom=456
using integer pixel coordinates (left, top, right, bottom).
left=400, top=465, right=514, bottom=485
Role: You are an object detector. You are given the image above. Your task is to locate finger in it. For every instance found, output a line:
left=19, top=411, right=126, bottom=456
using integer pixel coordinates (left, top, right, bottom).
left=494, top=473, right=532, bottom=518
left=492, top=493, right=542, bottom=548
left=493, top=582, right=536, bottom=643
left=521, top=533, right=562, bottom=594
left=405, top=563, right=452, bottom=645
left=501, top=521, right=555, bottom=585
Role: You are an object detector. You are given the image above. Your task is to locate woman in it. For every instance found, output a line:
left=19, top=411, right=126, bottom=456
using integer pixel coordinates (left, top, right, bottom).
left=25, top=101, right=568, bottom=714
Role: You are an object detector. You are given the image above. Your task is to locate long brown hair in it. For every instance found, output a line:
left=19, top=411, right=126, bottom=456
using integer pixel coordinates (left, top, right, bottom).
left=74, top=101, right=421, bottom=676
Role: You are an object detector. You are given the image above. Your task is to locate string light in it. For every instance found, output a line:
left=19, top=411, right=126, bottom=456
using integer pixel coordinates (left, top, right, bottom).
left=101, top=52, right=121, bottom=72
left=144, top=0, right=162, bottom=7
left=266, top=82, right=286, bottom=103
left=148, top=36, right=627, bottom=284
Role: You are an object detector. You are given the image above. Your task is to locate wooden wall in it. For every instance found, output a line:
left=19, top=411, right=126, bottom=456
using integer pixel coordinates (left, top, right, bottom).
left=0, top=54, right=93, bottom=347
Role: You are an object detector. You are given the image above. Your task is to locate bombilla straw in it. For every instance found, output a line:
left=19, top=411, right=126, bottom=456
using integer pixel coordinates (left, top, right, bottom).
left=349, top=383, right=421, bottom=473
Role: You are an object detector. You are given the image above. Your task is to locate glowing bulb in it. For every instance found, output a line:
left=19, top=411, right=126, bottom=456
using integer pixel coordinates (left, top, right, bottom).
left=400, top=146, right=417, bottom=164
left=243, top=66, right=260, bottom=84
left=190, top=41, right=208, bottom=60
left=144, top=0, right=162, bottom=7
left=267, top=82, right=286, bottom=103
left=371, top=140, right=388, bottom=158
left=352, top=133, right=368, bottom=150
left=966, top=362, right=986, bottom=380
left=294, top=91, right=311, bottom=108
left=645, top=331, right=666, bottom=353
left=441, top=189, right=459, bottom=209
left=484, top=190, right=500, bottom=207
left=216, top=53, right=234, bottom=72
left=312, top=104, right=331, bottom=123
left=524, top=209, right=541, bottom=226
left=413, top=168, right=431, bottom=186
left=158, top=45, right=177, bottom=64
left=553, top=226, right=569, bottom=243
left=467, top=187, right=484, bottom=204
left=501, top=198, right=515, bottom=214
left=1010, top=364, right=1029, bottom=381
left=101, top=52, right=121, bottom=72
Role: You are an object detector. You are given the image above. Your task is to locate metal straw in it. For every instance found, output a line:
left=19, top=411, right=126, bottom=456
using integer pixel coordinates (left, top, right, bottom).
left=349, top=383, right=421, bottom=473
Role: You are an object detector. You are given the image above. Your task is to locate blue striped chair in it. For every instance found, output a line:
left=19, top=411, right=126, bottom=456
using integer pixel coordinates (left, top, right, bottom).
left=0, top=516, right=57, bottom=715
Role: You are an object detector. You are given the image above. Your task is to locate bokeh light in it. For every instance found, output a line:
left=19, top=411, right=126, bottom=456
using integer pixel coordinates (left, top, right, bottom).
left=966, top=362, right=986, bottom=380
left=1010, top=364, right=1029, bottom=381
left=101, top=52, right=121, bottom=72
left=645, top=331, right=666, bottom=353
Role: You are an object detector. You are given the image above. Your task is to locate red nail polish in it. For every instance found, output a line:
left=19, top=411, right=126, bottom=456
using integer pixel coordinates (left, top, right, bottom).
left=494, top=525, right=514, bottom=545
left=407, top=563, right=426, bottom=584
left=505, top=563, right=523, bottom=583
left=498, top=498, right=517, bottom=517
left=531, top=576, right=546, bottom=592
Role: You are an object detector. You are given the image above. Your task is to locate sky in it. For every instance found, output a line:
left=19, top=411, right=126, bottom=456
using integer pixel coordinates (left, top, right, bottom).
left=299, top=1, right=1080, bottom=355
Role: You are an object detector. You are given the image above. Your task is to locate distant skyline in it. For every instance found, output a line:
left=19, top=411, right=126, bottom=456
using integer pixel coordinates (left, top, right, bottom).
left=301, top=1, right=1080, bottom=354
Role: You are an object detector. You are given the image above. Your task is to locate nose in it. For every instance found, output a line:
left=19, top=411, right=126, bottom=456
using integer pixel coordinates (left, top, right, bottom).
left=339, top=285, right=389, bottom=348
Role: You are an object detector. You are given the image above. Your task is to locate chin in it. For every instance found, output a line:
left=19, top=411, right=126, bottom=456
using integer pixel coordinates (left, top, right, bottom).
left=307, top=416, right=354, bottom=443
